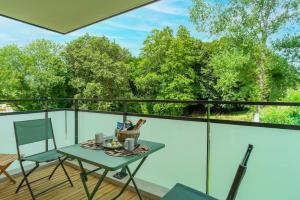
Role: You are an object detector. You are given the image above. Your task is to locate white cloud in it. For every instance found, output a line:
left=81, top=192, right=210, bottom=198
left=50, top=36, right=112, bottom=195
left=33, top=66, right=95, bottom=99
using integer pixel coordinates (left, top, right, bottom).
left=105, top=35, right=124, bottom=40
left=0, top=33, right=16, bottom=42
left=145, top=1, right=188, bottom=16
left=68, top=31, right=85, bottom=37
left=102, top=21, right=154, bottom=32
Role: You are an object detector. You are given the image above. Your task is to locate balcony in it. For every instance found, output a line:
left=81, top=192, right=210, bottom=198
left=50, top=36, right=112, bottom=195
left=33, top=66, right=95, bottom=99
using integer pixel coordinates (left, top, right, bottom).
left=0, top=99, right=299, bottom=200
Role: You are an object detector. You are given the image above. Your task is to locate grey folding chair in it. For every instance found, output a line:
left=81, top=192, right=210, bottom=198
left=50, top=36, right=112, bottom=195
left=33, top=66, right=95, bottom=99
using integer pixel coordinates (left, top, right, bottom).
left=14, top=118, right=73, bottom=200
left=162, top=144, right=254, bottom=200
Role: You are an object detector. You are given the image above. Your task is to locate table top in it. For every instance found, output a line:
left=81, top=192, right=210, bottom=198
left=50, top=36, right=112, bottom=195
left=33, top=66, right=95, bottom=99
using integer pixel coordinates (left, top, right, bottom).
left=57, top=140, right=165, bottom=171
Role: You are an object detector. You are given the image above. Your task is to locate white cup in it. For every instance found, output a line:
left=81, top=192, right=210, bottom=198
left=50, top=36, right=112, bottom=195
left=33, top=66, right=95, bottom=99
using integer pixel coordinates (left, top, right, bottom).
left=124, top=138, right=135, bottom=151
left=95, top=133, right=104, bottom=144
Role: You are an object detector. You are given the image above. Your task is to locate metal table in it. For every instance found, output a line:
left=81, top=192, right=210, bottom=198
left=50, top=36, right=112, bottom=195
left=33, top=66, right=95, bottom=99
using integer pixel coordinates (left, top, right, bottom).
left=57, top=140, right=165, bottom=200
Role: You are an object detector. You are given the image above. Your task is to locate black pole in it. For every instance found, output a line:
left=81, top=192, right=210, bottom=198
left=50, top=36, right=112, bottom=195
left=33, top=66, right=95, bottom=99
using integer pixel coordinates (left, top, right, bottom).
left=113, top=101, right=128, bottom=179
left=123, top=102, right=127, bottom=123
left=74, top=99, right=79, bottom=144
left=45, top=98, right=48, bottom=152
left=206, top=104, right=211, bottom=195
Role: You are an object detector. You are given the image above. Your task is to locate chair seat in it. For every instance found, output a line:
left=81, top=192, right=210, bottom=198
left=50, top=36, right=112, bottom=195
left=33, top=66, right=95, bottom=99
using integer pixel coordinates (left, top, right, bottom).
left=23, top=150, right=62, bottom=163
left=162, top=183, right=218, bottom=200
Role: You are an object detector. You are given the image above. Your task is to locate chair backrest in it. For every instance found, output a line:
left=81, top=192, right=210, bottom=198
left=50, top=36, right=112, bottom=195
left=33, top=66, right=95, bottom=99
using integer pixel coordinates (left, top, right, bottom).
left=14, top=118, right=54, bottom=146
left=226, top=144, right=253, bottom=200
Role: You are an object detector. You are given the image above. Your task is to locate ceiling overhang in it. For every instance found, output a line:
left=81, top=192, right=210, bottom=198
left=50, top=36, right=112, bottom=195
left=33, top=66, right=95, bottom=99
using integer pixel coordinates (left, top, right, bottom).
left=0, top=0, right=158, bottom=34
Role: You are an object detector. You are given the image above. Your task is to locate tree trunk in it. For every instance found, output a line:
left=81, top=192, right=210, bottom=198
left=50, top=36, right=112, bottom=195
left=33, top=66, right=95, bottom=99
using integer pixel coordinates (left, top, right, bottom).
left=254, top=36, right=267, bottom=122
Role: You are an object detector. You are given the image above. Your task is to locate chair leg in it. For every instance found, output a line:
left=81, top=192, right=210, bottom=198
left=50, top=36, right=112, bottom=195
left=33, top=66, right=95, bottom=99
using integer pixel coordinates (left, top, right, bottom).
left=16, top=162, right=39, bottom=194
left=19, top=161, right=36, bottom=200
left=0, top=162, right=16, bottom=184
left=49, top=157, right=73, bottom=187
left=59, top=157, right=73, bottom=187
left=48, top=159, right=62, bottom=180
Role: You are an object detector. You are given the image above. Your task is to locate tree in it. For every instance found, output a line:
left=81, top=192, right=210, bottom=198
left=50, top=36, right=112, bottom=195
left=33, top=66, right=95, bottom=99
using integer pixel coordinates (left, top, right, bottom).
left=209, top=37, right=299, bottom=102
left=190, top=0, right=299, bottom=100
left=190, top=0, right=299, bottom=120
left=0, top=45, right=31, bottom=101
left=0, top=40, right=70, bottom=110
left=209, top=41, right=259, bottom=101
left=24, top=40, right=69, bottom=99
left=261, top=89, right=300, bottom=125
left=63, top=34, right=132, bottom=110
left=273, top=34, right=300, bottom=68
left=131, top=26, right=217, bottom=115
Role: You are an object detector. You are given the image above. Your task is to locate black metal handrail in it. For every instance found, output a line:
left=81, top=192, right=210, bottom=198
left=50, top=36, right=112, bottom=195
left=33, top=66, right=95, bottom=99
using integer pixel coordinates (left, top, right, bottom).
left=0, top=98, right=299, bottom=106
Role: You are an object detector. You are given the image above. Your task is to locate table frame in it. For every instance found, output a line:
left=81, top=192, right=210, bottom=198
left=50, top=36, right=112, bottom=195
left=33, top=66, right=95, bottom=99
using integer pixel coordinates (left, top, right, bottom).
left=58, top=140, right=164, bottom=200
left=77, top=156, right=147, bottom=200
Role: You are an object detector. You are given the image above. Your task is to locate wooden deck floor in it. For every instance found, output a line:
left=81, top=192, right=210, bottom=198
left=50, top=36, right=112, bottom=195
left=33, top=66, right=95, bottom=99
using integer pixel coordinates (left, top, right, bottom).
left=0, top=164, right=150, bottom=200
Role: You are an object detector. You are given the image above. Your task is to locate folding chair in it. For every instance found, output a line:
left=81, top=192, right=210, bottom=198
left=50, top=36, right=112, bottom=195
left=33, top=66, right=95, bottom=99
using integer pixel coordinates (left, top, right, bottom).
left=162, top=144, right=254, bottom=200
left=13, top=118, right=73, bottom=200
left=0, top=154, right=18, bottom=184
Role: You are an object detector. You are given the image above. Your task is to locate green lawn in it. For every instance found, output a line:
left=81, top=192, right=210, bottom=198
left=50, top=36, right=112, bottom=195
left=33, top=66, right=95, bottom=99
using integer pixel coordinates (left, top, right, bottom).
left=192, top=110, right=255, bottom=122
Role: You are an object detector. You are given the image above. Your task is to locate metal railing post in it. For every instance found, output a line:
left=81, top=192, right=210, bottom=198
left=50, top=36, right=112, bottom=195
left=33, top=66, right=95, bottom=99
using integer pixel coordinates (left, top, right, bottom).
left=123, top=101, right=127, bottom=123
left=113, top=101, right=128, bottom=179
left=206, top=104, right=211, bottom=195
left=74, top=99, right=79, bottom=144
left=45, top=98, right=49, bottom=152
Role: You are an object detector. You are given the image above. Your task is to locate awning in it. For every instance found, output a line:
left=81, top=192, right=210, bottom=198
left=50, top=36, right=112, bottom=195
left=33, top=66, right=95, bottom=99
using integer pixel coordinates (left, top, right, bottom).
left=0, top=0, right=158, bottom=34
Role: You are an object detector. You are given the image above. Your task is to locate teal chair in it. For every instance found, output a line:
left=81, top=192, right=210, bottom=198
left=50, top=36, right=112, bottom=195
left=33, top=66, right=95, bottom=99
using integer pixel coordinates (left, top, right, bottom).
left=14, top=118, right=73, bottom=200
left=162, top=144, right=253, bottom=200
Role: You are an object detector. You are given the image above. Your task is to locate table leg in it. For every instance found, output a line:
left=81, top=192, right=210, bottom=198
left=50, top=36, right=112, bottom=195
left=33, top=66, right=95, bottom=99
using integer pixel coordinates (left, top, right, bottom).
left=112, top=156, right=148, bottom=200
left=78, top=160, right=109, bottom=200
left=126, top=166, right=143, bottom=200
left=0, top=162, right=16, bottom=184
left=78, top=160, right=88, bottom=181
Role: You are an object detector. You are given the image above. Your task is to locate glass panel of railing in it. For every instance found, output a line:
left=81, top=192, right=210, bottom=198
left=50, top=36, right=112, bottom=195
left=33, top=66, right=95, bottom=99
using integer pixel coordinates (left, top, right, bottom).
left=127, top=116, right=207, bottom=192
left=0, top=112, right=46, bottom=171
left=78, top=111, right=123, bottom=143
left=64, top=110, right=76, bottom=146
left=210, top=123, right=300, bottom=200
left=48, top=110, right=74, bottom=147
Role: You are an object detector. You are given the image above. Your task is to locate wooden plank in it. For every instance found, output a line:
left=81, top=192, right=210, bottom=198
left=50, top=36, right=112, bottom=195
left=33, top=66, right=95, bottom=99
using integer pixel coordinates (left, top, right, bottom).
left=0, top=164, right=151, bottom=200
left=0, top=154, right=18, bottom=166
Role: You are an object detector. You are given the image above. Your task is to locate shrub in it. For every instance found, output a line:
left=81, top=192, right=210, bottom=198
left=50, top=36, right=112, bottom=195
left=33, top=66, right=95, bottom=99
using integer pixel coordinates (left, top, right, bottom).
left=261, top=89, right=300, bottom=125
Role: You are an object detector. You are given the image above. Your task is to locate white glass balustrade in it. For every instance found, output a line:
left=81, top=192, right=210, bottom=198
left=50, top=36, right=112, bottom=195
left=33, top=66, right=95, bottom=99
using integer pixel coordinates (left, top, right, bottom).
left=1, top=110, right=299, bottom=200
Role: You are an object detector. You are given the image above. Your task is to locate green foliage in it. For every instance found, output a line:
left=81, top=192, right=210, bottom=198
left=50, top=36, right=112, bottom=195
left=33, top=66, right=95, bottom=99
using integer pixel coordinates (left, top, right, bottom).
left=273, top=34, right=300, bottom=68
left=261, top=89, right=300, bottom=125
left=24, top=39, right=68, bottom=99
left=190, top=0, right=300, bottom=101
left=63, top=34, right=132, bottom=110
left=190, top=0, right=299, bottom=38
left=0, top=40, right=68, bottom=110
left=129, top=26, right=219, bottom=115
left=0, top=45, right=30, bottom=100
left=0, top=23, right=298, bottom=119
left=210, top=45, right=259, bottom=101
left=266, top=52, right=299, bottom=100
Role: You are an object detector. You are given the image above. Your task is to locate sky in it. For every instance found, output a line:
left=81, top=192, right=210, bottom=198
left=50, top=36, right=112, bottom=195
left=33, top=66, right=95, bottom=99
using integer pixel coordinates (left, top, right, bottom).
left=0, top=0, right=203, bottom=56
left=0, top=0, right=298, bottom=56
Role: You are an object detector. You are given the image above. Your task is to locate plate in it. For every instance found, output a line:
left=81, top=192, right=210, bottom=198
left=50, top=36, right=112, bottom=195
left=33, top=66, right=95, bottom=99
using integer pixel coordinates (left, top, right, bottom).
left=102, top=139, right=123, bottom=149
